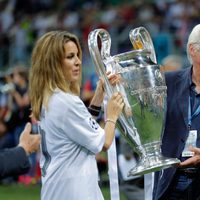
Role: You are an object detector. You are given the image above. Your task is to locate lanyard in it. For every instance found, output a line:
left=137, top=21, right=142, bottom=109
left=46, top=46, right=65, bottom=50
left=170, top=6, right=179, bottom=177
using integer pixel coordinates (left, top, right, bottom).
left=188, top=96, right=200, bottom=130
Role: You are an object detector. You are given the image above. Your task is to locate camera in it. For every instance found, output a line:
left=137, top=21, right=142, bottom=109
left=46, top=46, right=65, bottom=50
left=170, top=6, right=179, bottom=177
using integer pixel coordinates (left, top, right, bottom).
left=0, top=83, right=15, bottom=93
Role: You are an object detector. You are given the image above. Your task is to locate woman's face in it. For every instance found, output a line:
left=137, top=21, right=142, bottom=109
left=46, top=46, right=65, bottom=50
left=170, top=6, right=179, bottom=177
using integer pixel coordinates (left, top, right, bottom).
left=62, top=41, right=81, bottom=83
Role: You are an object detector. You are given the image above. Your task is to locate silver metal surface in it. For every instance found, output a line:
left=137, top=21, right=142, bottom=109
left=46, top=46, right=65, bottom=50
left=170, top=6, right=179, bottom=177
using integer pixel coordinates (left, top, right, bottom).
left=88, top=27, right=180, bottom=176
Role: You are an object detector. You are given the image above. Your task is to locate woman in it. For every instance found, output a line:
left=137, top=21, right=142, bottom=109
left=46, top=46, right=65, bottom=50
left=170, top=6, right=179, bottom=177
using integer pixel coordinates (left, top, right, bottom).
left=29, top=31, right=124, bottom=200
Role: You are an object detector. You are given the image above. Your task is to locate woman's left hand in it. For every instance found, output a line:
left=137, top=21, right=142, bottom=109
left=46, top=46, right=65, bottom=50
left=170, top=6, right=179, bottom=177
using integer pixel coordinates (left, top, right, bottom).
left=95, top=77, right=104, bottom=95
left=107, top=71, right=121, bottom=86
left=96, top=71, right=121, bottom=94
left=91, top=71, right=122, bottom=106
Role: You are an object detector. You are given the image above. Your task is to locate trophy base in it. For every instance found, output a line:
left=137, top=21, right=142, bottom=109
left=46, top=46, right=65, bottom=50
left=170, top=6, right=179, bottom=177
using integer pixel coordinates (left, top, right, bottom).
left=128, top=142, right=180, bottom=176
left=128, top=157, right=180, bottom=176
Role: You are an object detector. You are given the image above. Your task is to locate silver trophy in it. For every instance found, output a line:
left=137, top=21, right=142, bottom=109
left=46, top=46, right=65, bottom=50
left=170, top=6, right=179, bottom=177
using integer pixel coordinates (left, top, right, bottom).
left=88, top=27, right=180, bottom=176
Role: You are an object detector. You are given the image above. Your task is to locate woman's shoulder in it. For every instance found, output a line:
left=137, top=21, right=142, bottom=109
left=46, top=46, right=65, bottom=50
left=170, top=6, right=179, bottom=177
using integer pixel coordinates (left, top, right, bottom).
left=51, top=89, right=82, bottom=107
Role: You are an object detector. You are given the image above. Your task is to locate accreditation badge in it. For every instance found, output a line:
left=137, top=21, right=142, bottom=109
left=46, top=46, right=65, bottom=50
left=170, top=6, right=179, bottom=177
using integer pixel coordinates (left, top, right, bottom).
left=182, top=130, right=197, bottom=157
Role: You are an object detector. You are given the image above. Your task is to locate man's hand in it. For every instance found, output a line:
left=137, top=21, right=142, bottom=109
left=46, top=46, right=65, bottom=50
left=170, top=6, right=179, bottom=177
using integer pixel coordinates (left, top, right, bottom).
left=179, top=147, right=200, bottom=167
left=18, top=122, right=41, bottom=155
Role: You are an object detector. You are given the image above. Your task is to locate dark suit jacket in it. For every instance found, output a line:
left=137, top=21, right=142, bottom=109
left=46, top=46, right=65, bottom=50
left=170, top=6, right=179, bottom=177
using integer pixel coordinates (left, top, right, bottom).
left=153, top=67, right=195, bottom=200
left=0, top=146, right=30, bottom=179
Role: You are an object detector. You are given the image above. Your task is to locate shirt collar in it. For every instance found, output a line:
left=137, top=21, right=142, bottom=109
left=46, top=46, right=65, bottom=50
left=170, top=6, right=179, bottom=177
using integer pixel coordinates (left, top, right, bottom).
left=189, top=66, right=193, bottom=86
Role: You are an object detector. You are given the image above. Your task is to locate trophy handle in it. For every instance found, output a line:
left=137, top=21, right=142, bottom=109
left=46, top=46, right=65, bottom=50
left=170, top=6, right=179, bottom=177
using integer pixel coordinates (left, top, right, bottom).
left=88, top=28, right=144, bottom=155
left=129, top=27, right=157, bottom=64
left=88, top=28, right=114, bottom=96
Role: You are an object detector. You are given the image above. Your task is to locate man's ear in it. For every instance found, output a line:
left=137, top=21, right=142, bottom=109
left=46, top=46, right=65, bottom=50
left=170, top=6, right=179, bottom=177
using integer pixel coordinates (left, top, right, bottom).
left=189, top=43, right=195, bottom=57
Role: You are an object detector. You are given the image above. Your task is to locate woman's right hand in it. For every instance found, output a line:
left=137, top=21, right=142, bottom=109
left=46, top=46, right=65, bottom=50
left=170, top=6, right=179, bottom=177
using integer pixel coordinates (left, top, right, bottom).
left=106, top=92, right=124, bottom=122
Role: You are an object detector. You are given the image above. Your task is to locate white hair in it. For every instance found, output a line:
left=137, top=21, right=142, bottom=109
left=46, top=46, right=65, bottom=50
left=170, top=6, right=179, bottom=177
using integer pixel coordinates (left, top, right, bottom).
left=187, top=24, right=200, bottom=64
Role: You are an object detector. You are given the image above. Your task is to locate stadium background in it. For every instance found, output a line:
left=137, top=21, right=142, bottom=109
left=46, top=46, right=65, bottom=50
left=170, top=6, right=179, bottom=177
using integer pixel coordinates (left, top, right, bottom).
left=0, top=0, right=199, bottom=199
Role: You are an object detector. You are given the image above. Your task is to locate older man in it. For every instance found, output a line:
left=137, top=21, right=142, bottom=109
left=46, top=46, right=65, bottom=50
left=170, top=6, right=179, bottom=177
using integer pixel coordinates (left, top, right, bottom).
left=153, top=24, right=200, bottom=200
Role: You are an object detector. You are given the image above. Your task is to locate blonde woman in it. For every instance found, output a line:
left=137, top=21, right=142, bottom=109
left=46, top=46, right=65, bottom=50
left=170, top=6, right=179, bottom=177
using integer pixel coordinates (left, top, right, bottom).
left=29, top=31, right=124, bottom=200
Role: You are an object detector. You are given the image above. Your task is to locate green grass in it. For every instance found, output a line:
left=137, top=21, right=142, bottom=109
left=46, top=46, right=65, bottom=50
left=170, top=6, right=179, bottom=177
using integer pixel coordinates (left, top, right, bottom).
left=0, top=184, right=126, bottom=200
left=0, top=184, right=40, bottom=200
left=102, top=186, right=126, bottom=200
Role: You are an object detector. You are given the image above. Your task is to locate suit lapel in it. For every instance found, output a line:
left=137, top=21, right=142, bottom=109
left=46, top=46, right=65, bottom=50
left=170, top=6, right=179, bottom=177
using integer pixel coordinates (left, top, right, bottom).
left=175, top=67, right=192, bottom=128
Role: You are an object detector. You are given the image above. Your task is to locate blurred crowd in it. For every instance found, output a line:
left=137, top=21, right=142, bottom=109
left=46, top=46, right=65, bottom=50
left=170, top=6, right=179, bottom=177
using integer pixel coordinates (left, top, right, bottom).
left=0, top=65, right=40, bottom=185
left=0, top=0, right=199, bottom=72
left=0, top=0, right=199, bottom=196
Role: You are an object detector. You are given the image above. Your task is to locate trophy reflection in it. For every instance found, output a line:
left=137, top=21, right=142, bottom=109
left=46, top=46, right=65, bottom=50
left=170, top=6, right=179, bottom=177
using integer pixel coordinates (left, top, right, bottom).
left=88, top=27, right=180, bottom=176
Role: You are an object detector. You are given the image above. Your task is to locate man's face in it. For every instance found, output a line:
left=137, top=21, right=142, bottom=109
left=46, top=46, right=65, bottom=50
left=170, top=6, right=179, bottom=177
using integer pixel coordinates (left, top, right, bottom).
left=190, top=43, right=200, bottom=66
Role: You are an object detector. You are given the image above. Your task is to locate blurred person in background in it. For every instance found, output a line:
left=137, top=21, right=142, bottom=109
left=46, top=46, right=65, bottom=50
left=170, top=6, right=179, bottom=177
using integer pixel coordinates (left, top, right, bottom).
left=29, top=30, right=124, bottom=200
left=0, top=72, right=16, bottom=149
left=0, top=66, right=30, bottom=146
left=153, top=24, right=200, bottom=200
left=0, top=122, right=40, bottom=179
left=161, top=54, right=183, bottom=72
left=0, top=66, right=38, bottom=184
left=9, top=66, right=30, bottom=145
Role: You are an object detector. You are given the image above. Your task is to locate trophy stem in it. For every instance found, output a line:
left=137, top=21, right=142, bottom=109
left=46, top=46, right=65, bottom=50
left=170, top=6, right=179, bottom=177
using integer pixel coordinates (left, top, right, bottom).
left=128, top=141, right=180, bottom=176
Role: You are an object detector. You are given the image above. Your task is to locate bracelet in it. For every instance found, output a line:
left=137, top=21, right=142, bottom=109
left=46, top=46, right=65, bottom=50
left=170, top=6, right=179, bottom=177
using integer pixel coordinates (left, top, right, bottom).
left=90, top=105, right=101, bottom=111
left=88, top=105, right=101, bottom=117
left=105, top=119, right=116, bottom=125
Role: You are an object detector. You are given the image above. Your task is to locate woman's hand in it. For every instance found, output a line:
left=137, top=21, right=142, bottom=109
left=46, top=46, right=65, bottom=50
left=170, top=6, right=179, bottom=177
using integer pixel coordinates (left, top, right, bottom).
left=95, top=77, right=104, bottom=96
left=90, top=72, right=121, bottom=106
left=95, top=71, right=121, bottom=95
left=106, top=92, right=124, bottom=122
left=107, top=72, right=121, bottom=86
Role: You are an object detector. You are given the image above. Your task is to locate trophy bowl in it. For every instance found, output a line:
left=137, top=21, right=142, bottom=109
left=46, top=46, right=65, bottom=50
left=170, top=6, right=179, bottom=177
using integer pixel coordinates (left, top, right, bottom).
left=88, top=27, right=180, bottom=176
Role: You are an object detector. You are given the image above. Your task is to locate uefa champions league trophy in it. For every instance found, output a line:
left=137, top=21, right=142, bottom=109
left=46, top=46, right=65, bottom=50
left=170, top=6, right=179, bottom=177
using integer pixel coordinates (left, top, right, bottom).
left=88, top=27, right=180, bottom=176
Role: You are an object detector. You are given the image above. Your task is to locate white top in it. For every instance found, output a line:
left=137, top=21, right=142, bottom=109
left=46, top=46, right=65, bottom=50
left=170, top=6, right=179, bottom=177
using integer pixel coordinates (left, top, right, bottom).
left=39, top=90, right=105, bottom=200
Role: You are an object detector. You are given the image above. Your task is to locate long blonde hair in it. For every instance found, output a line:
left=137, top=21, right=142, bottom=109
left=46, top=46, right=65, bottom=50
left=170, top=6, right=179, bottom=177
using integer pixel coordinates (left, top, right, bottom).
left=29, top=31, right=82, bottom=120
